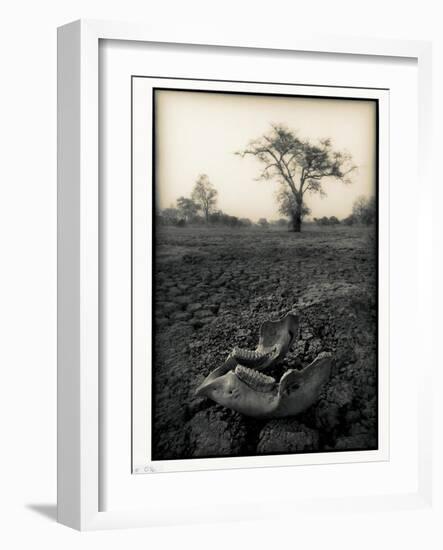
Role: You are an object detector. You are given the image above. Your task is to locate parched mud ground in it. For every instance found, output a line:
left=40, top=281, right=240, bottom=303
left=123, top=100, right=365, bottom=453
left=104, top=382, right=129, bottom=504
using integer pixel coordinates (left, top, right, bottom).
left=152, top=225, right=378, bottom=460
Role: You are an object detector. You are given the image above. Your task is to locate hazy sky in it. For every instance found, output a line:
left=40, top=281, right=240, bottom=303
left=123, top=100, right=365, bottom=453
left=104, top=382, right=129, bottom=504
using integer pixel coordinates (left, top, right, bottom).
left=155, top=90, right=376, bottom=221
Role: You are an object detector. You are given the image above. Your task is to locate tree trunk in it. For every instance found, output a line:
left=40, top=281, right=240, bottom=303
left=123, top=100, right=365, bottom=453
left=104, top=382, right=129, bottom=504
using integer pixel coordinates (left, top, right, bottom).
left=290, top=208, right=302, bottom=232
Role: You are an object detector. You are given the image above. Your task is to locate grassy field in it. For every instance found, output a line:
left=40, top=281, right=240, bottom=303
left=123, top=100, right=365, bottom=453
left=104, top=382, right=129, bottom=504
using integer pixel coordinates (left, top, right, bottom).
left=152, top=224, right=378, bottom=460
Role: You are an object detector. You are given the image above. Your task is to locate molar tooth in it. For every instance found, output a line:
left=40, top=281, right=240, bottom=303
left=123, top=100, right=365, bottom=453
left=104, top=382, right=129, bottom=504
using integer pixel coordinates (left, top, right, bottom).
left=235, top=365, right=276, bottom=392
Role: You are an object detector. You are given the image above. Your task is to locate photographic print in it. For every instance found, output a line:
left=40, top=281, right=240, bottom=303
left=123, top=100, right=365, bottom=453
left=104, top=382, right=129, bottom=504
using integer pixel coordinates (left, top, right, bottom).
left=139, top=83, right=379, bottom=463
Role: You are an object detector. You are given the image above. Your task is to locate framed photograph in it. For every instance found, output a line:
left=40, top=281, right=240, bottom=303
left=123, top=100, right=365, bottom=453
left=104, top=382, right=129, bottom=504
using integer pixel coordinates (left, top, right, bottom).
left=57, top=20, right=433, bottom=529
left=132, top=78, right=387, bottom=474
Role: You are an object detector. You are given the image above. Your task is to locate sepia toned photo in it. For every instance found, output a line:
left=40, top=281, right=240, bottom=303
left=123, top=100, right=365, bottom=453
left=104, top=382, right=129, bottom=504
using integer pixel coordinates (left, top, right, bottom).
left=149, top=86, right=378, bottom=461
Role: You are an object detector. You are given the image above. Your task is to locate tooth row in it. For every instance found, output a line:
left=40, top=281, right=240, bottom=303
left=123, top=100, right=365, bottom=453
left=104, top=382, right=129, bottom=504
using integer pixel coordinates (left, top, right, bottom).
left=235, top=365, right=276, bottom=392
left=232, top=347, right=274, bottom=367
left=234, top=348, right=262, bottom=359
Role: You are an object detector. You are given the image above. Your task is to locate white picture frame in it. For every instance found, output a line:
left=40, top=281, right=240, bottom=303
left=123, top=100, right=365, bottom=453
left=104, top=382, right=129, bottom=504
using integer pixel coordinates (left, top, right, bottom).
left=57, top=19, right=433, bottom=530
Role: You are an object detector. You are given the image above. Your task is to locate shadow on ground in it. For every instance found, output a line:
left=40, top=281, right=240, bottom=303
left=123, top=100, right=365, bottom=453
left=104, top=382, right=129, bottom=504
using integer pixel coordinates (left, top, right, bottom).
left=26, top=504, right=57, bottom=522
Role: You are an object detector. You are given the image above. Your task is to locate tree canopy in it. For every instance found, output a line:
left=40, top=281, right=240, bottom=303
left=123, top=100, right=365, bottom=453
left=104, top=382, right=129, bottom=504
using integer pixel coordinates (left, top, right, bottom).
left=191, top=174, right=218, bottom=223
left=237, top=123, right=356, bottom=232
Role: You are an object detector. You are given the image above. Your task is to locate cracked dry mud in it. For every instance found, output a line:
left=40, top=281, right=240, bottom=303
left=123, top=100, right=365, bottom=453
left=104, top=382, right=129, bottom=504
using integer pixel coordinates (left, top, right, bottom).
left=152, top=225, right=377, bottom=460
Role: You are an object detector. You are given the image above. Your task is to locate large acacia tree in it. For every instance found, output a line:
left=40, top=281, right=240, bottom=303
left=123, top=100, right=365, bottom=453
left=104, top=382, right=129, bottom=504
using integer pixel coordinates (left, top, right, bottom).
left=237, top=124, right=356, bottom=232
left=191, top=174, right=218, bottom=223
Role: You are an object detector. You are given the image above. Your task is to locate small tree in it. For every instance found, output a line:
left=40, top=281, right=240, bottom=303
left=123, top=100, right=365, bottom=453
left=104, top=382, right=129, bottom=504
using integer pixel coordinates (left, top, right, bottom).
left=352, top=196, right=376, bottom=225
left=176, top=196, right=199, bottom=223
left=237, top=124, right=356, bottom=232
left=191, top=174, right=218, bottom=223
left=258, top=218, right=269, bottom=228
left=352, top=196, right=367, bottom=221
left=329, top=216, right=340, bottom=225
left=161, top=207, right=180, bottom=225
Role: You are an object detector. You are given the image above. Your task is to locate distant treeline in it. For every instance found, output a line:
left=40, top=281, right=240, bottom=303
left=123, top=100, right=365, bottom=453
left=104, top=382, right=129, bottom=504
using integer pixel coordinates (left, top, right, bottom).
left=158, top=173, right=376, bottom=229
left=157, top=206, right=289, bottom=228
left=310, top=196, right=376, bottom=226
left=158, top=208, right=255, bottom=228
left=158, top=206, right=375, bottom=229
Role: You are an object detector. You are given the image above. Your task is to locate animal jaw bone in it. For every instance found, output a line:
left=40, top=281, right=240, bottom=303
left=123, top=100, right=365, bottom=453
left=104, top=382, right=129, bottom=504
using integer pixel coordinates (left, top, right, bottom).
left=195, top=352, right=332, bottom=419
left=195, top=313, right=298, bottom=393
left=194, top=313, right=332, bottom=418
left=231, top=314, right=299, bottom=370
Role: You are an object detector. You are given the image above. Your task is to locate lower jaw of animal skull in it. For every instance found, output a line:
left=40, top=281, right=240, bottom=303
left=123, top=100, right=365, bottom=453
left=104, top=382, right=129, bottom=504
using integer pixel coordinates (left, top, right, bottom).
left=198, top=353, right=332, bottom=419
